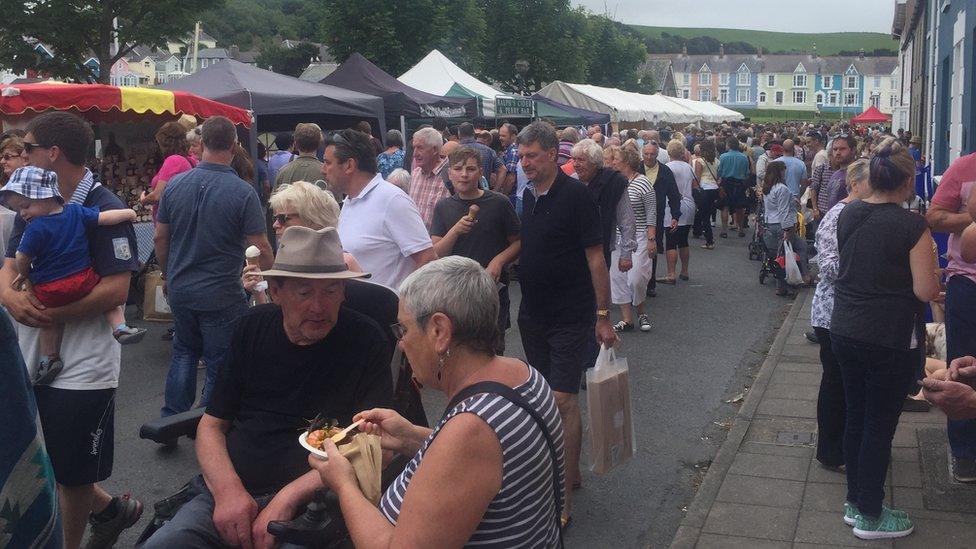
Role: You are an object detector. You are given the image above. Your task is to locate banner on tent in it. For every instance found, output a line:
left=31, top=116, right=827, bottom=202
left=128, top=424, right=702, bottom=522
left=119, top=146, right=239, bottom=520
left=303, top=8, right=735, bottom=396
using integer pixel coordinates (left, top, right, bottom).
left=419, top=104, right=468, bottom=118
left=495, top=97, right=534, bottom=118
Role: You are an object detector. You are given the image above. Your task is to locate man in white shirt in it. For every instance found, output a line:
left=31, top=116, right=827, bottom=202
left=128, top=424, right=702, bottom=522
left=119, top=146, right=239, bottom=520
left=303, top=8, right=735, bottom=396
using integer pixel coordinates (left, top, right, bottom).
left=322, top=129, right=436, bottom=290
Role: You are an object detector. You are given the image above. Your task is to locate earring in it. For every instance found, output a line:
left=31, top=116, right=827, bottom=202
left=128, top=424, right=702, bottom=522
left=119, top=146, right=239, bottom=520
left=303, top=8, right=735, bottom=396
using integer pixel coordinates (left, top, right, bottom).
left=436, top=348, right=451, bottom=381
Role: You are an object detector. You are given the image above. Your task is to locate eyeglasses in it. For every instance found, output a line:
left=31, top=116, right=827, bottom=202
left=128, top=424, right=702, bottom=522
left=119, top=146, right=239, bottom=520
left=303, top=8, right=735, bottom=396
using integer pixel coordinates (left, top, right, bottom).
left=390, top=312, right=436, bottom=340
left=0, top=153, right=21, bottom=161
left=273, top=213, right=299, bottom=225
left=22, top=142, right=47, bottom=153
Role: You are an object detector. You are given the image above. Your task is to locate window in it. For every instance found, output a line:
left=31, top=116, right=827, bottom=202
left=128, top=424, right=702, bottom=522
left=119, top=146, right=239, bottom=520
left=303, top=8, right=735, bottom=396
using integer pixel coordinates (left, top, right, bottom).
left=719, top=72, right=729, bottom=85
left=873, top=76, right=881, bottom=87
left=144, top=61, right=150, bottom=68
left=201, top=58, right=208, bottom=68
left=767, top=74, right=776, bottom=87
left=681, top=88, right=690, bottom=99
left=719, top=88, right=728, bottom=103
left=844, top=91, right=857, bottom=106
left=758, top=91, right=767, bottom=103
left=699, top=72, right=711, bottom=86
left=775, top=91, right=784, bottom=105
left=793, top=74, right=807, bottom=87
left=793, top=90, right=806, bottom=104
left=682, top=73, right=690, bottom=85
left=846, top=75, right=858, bottom=89
left=828, top=91, right=839, bottom=105
left=870, top=95, right=880, bottom=108
left=737, top=71, right=749, bottom=86
left=889, top=94, right=897, bottom=107
left=699, top=89, right=712, bottom=101
left=736, top=88, right=750, bottom=103
left=822, top=75, right=833, bottom=88
left=815, top=91, right=825, bottom=105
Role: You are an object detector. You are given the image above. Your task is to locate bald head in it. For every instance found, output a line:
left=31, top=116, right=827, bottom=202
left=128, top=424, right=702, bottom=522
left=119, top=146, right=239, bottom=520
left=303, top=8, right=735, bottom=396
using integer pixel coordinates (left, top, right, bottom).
left=783, top=139, right=795, bottom=156
left=440, top=140, right=459, bottom=162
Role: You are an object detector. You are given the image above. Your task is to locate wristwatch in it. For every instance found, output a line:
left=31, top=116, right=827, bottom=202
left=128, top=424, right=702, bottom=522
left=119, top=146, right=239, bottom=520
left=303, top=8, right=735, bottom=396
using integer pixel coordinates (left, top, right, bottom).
left=596, top=309, right=610, bottom=319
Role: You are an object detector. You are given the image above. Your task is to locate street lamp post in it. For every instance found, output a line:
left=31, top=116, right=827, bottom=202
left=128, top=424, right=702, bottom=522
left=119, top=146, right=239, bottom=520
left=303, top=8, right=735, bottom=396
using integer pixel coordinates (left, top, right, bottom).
left=514, top=59, right=530, bottom=96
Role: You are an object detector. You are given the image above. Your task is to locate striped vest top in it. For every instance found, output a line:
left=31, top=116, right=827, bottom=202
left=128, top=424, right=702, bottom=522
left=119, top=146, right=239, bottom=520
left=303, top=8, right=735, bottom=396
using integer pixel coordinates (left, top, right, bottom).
left=379, top=367, right=565, bottom=547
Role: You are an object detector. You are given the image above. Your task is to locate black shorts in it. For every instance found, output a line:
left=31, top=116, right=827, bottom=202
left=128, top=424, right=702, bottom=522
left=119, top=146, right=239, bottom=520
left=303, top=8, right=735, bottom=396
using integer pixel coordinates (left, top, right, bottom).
left=518, top=316, right=596, bottom=394
left=34, top=386, right=115, bottom=486
left=665, top=225, right=691, bottom=250
left=722, top=178, right=749, bottom=209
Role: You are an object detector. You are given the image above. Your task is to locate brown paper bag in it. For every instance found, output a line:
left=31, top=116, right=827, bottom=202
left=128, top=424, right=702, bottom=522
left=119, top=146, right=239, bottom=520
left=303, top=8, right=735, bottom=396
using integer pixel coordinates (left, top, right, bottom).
left=142, top=270, right=172, bottom=322
left=338, top=433, right=383, bottom=504
left=586, top=346, right=636, bottom=474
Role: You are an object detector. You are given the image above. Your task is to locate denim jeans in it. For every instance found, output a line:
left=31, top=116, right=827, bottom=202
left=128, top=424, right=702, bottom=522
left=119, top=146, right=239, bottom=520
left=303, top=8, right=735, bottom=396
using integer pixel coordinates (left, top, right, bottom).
left=832, top=334, right=915, bottom=517
left=815, top=327, right=845, bottom=467
left=162, top=300, right=247, bottom=417
left=946, top=275, right=976, bottom=460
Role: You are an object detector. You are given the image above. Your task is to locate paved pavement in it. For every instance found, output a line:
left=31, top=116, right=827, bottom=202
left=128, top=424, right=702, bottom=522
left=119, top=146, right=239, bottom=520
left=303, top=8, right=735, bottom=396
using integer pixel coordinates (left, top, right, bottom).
left=97, top=232, right=789, bottom=548
left=670, top=290, right=976, bottom=549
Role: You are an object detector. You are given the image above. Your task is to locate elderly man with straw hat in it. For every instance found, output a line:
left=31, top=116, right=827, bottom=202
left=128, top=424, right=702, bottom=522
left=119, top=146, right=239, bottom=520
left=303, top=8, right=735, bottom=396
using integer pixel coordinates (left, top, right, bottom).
left=144, top=225, right=394, bottom=549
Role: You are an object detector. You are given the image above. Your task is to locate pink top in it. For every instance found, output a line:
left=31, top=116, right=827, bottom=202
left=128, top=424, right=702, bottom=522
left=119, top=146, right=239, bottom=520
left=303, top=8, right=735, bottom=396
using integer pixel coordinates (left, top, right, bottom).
left=150, top=154, right=196, bottom=223
left=931, top=151, right=976, bottom=283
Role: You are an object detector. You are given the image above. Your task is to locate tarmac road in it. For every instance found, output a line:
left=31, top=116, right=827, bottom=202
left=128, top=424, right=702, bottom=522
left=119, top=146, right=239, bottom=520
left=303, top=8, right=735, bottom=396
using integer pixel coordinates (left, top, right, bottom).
left=103, top=231, right=788, bottom=548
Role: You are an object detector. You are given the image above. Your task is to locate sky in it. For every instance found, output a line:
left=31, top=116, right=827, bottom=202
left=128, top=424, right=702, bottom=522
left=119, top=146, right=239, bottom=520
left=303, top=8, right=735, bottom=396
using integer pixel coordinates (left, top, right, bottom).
left=571, top=0, right=897, bottom=34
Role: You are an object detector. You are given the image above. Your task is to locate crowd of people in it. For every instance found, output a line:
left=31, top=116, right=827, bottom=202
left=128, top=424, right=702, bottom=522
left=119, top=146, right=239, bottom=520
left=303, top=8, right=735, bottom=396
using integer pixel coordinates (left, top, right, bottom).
left=2, top=104, right=975, bottom=548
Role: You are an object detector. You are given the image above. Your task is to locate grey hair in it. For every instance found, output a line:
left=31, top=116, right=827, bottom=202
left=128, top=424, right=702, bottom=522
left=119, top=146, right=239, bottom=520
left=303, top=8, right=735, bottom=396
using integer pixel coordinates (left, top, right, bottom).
left=186, top=126, right=202, bottom=144
left=572, top=139, right=604, bottom=167
left=399, top=256, right=500, bottom=356
left=845, top=158, right=870, bottom=191
left=412, top=127, right=443, bottom=149
left=387, top=168, right=411, bottom=193
left=517, top=121, right=558, bottom=151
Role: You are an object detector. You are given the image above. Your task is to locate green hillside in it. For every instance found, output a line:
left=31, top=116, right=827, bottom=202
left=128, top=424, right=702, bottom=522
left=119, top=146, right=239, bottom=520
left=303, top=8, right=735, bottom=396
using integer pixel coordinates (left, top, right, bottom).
left=629, top=25, right=897, bottom=56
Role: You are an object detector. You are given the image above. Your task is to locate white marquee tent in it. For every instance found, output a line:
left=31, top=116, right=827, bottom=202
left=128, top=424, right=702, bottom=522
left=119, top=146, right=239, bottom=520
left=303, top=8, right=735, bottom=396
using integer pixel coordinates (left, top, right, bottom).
left=536, top=81, right=742, bottom=125
left=399, top=49, right=515, bottom=117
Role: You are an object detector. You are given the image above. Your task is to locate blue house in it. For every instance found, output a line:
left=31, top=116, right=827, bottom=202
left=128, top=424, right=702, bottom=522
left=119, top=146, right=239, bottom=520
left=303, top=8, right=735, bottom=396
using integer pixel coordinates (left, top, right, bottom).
left=930, top=0, right=976, bottom=173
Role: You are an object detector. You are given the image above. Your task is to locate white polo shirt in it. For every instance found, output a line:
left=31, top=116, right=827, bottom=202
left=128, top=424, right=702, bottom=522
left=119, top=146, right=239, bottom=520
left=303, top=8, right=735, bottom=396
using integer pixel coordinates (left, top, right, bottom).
left=339, top=174, right=432, bottom=291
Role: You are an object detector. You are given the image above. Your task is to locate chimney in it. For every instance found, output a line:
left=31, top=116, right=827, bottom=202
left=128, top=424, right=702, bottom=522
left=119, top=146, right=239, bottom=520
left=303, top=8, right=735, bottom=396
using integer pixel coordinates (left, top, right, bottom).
left=757, top=46, right=763, bottom=58
left=681, top=45, right=687, bottom=56
left=812, top=43, right=818, bottom=58
left=859, top=47, right=865, bottom=60
left=229, top=45, right=240, bottom=60
left=719, top=43, right=725, bottom=58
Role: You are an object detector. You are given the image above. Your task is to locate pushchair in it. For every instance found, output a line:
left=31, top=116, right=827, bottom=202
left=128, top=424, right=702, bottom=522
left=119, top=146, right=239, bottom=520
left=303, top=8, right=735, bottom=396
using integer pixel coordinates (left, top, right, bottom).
left=750, top=200, right=786, bottom=285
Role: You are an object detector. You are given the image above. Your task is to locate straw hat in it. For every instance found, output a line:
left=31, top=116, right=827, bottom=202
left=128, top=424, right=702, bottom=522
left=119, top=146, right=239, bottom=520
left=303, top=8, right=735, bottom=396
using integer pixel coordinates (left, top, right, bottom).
left=260, top=226, right=369, bottom=279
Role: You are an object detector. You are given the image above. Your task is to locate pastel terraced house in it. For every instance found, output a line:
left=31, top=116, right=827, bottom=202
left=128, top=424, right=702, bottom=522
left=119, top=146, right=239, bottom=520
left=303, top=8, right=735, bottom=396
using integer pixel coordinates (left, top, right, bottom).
left=651, top=49, right=898, bottom=116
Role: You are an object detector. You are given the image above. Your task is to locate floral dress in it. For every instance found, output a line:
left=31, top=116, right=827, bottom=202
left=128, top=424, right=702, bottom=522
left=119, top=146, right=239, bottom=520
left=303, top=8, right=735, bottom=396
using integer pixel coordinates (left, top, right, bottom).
left=377, top=149, right=405, bottom=180
left=810, top=202, right=847, bottom=329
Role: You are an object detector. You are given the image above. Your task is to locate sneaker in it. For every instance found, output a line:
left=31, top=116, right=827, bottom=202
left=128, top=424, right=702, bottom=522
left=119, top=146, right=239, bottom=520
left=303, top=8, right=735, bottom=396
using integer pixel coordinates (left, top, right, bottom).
left=952, top=456, right=976, bottom=483
left=83, top=494, right=143, bottom=549
left=638, top=314, right=651, bottom=332
left=852, top=507, right=913, bottom=539
left=113, top=325, right=147, bottom=345
left=805, top=331, right=819, bottom=344
left=844, top=502, right=907, bottom=527
left=35, top=356, right=64, bottom=385
left=613, top=321, right=634, bottom=333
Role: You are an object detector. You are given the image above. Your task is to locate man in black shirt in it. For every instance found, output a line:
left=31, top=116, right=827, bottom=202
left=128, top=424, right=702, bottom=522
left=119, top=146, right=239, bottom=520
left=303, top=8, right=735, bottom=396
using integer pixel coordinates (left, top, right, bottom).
left=516, top=121, right=618, bottom=524
left=430, top=146, right=521, bottom=353
left=642, top=140, right=681, bottom=296
left=145, top=226, right=393, bottom=549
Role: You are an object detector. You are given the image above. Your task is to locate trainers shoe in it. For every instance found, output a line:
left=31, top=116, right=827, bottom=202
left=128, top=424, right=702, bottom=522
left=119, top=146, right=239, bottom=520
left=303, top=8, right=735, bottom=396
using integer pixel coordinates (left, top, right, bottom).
left=805, top=331, right=820, bottom=344
left=613, top=321, right=634, bottom=333
left=852, top=507, right=913, bottom=539
left=83, top=494, right=143, bottom=549
left=952, top=456, right=976, bottom=482
left=35, top=356, right=64, bottom=385
left=843, top=502, right=907, bottom=526
left=638, top=314, right=652, bottom=332
left=113, top=325, right=147, bottom=345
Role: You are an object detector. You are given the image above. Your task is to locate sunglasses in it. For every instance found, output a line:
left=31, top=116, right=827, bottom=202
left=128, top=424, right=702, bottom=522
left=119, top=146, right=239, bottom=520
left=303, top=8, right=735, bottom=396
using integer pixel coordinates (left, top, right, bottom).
left=273, top=213, right=298, bottom=224
left=1, top=153, right=21, bottom=161
left=22, top=141, right=47, bottom=153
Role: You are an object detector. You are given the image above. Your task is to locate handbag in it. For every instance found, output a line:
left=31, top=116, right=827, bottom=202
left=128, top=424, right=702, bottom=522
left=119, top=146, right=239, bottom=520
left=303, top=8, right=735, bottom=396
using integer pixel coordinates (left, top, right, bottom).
left=783, top=240, right=803, bottom=285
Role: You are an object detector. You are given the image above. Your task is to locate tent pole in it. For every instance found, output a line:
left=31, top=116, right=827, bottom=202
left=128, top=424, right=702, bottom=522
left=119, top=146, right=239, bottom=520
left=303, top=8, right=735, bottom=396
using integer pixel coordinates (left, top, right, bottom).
left=400, top=115, right=406, bottom=141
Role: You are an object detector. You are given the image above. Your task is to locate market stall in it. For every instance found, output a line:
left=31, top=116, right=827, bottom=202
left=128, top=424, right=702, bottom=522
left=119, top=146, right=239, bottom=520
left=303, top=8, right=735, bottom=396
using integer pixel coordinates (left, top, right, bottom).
left=850, top=105, right=890, bottom=125
left=398, top=49, right=521, bottom=118
left=531, top=93, right=611, bottom=127
left=0, top=82, right=253, bottom=261
left=656, top=94, right=744, bottom=123
left=535, top=81, right=700, bottom=126
left=320, top=52, right=476, bottom=135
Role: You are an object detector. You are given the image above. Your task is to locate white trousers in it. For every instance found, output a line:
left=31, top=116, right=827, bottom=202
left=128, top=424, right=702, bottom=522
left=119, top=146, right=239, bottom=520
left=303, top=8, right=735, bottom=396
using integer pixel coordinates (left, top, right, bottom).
left=610, top=235, right=653, bottom=307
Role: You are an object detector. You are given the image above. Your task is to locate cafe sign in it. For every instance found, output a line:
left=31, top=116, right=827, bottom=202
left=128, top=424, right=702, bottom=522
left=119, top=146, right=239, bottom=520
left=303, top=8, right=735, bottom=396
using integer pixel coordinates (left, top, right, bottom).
left=495, top=97, right=535, bottom=118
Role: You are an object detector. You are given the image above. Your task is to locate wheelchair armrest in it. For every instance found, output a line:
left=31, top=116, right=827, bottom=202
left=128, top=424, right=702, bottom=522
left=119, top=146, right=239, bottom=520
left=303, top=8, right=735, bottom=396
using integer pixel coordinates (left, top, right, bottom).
left=139, top=408, right=205, bottom=443
left=267, top=488, right=351, bottom=548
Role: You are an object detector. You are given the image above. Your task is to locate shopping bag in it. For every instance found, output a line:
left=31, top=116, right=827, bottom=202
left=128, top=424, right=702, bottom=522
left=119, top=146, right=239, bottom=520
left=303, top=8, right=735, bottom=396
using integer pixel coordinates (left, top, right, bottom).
left=783, top=240, right=803, bottom=286
left=338, top=433, right=383, bottom=504
left=586, top=345, right=636, bottom=474
left=142, top=270, right=172, bottom=322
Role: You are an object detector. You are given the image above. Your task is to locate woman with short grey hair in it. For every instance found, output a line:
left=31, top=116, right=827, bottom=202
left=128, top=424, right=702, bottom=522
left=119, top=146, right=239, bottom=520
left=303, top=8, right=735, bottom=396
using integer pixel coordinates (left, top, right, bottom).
left=308, top=256, right=567, bottom=547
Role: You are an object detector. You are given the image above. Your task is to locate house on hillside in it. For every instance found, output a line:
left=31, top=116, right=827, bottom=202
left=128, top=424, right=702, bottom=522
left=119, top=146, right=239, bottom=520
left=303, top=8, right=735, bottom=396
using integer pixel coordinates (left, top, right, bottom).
left=166, top=29, right=217, bottom=56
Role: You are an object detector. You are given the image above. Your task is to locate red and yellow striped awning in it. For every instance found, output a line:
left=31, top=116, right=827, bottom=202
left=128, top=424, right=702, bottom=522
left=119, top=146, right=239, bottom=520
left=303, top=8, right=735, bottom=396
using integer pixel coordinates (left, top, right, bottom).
left=0, top=82, right=252, bottom=127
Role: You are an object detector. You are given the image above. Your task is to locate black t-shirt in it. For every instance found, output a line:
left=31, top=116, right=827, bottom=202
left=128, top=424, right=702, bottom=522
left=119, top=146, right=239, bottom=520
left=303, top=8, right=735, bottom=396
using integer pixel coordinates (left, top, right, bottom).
left=429, top=190, right=520, bottom=282
left=206, top=304, right=394, bottom=494
left=830, top=201, right=928, bottom=350
left=518, top=171, right=603, bottom=324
